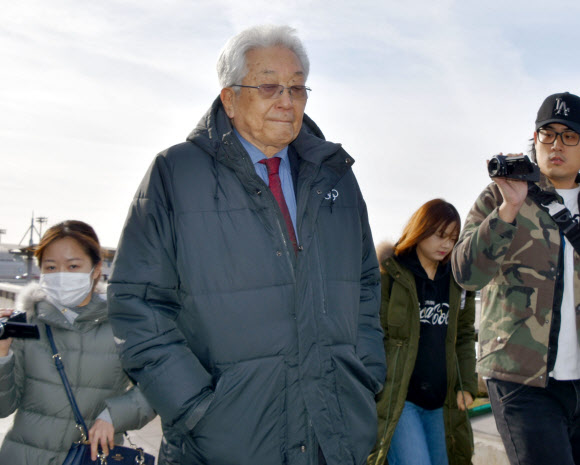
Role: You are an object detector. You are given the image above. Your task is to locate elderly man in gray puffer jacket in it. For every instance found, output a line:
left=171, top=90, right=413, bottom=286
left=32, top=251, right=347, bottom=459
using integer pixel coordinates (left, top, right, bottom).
left=108, top=24, right=386, bottom=465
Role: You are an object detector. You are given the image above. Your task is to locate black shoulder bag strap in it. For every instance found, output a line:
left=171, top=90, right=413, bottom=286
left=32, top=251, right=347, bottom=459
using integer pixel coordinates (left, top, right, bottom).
left=528, top=183, right=580, bottom=253
left=45, top=324, right=90, bottom=440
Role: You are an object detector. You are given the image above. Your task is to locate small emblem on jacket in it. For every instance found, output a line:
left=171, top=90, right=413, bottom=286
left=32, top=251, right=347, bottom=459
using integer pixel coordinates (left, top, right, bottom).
left=325, top=189, right=339, bottom=201
left=554, top=98, right=570, bottom=116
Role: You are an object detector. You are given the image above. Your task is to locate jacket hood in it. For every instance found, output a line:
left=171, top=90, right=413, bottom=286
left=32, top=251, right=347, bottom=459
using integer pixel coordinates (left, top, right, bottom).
left=15, top=282, right=107, bottom=327
left=187, top=96, right=326, bottom=142
left=397, top=249, right=451, bottom=283
left=376, top=241, right=395, bottom=273
left=376, top=241, right=451, bottom=282
left=185, top=96, right=345, bottom=168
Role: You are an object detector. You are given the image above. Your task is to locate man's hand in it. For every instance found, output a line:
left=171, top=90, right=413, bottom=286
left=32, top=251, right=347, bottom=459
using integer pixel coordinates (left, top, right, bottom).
left=456, top=390, right=474, bottom=411
left=89, top=419, right=115, bottom=461
left=490, top=153, right=529, bottom=223
left=0, top=309, right=14, bottom=357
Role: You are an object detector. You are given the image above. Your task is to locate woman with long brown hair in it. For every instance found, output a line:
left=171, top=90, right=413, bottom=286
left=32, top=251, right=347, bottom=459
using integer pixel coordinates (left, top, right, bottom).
left=368, top=199, right=477, bottom=465
left=0, top=220, right=155, bottom=464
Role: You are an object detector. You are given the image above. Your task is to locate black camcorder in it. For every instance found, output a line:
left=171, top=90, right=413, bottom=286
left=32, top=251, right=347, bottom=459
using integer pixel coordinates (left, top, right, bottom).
left=487, top=155, right=540, bottom=182
left=0, top=312, right=40, bottom=340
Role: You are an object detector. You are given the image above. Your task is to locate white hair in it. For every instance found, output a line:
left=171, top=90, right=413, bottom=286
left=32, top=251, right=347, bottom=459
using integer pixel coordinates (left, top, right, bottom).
left=216, top=25, right=310, bottom=90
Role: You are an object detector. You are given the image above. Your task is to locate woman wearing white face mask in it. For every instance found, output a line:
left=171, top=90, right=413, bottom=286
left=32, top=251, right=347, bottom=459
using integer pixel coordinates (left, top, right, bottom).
left=0, top=220, right=156, bottom=465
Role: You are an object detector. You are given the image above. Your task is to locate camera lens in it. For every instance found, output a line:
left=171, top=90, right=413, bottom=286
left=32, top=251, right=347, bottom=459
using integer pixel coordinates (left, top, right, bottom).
left=488, top=158, right=501, bottom=177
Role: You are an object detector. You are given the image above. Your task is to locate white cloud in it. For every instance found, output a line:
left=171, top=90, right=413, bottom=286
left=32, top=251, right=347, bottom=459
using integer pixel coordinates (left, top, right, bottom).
left=0, top=0, right=579, bottom=247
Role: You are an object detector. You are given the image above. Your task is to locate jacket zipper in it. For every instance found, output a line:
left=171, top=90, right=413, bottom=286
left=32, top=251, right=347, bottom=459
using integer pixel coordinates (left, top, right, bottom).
left=295, top=164, right=330, bottom=314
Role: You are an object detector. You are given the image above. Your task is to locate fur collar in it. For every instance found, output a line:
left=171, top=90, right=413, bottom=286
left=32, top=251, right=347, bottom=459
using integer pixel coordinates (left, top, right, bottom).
left=15, top=281, right=107, bottom=317
left=376, top=241, right=395, bottom=273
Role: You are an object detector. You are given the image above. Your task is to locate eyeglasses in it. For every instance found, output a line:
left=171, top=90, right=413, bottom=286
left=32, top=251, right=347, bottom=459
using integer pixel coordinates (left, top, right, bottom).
left=231, top=84, right=311, bottom=100
left=538, top=128, right=580, bottom=147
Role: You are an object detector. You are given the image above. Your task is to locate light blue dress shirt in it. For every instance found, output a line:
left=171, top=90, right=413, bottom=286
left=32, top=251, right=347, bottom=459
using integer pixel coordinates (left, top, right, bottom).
left=234, top=130, right=298, bottom=238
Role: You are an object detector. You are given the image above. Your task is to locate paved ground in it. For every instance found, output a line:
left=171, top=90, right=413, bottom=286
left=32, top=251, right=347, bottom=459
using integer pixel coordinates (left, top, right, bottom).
left=0, top=409, right=507, bottom=463
left=471, top=412, right=510, bottom=465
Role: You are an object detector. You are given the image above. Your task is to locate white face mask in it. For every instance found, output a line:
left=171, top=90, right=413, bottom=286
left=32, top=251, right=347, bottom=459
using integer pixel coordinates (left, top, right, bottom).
left=40, top=270, right=94, bottom=309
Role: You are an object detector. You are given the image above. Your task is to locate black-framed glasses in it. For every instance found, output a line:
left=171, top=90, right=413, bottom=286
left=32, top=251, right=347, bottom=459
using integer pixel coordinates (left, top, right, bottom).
left=538, top=128, right=580, bottom=147
left=231, top=84, right=311, bottom=100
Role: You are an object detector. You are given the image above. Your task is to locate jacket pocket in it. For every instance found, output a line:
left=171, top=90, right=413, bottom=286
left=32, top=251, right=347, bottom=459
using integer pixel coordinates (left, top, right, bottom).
left=478, top=284, right=541, bottom=361
left=327, top=345, right=378, bottom=465
left=183, top=356, right=286, bottom=465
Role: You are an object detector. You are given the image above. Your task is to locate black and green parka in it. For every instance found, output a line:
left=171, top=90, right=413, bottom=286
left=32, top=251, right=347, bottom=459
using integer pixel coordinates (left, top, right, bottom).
left=368, top=243, right=477, bottom=465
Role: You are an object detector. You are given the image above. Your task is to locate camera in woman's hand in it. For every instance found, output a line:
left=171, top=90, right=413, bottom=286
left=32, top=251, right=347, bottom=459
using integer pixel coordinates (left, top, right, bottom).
left=0, top=312, right=39, bottom=340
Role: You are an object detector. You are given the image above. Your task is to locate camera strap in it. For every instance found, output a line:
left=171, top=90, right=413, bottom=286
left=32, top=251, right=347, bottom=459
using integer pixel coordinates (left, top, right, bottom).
left=528, top=184, right=580, bottom=253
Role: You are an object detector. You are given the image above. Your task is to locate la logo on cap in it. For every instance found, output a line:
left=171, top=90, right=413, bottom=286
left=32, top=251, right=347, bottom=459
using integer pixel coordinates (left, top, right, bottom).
left=555, top=97, right=570, bottom=116
left=536, top=92, right=580, bottom=135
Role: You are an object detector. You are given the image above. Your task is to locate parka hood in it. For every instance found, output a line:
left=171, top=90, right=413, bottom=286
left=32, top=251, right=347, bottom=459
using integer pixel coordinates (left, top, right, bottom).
left=15, top=282, right=108, bottom=329
left=397, top=249, right=451, bottom=283
left=376, top=241, right=451, bottom=282
left=185, top=96, right=346, bottom=168
left=376, top=241, right=395, bottom=273
left=187, top=96, right=326, bottom=143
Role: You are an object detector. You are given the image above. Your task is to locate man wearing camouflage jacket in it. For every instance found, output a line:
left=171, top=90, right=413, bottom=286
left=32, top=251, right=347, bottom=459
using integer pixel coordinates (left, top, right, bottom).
left=452, top=92, right=580, bottom=465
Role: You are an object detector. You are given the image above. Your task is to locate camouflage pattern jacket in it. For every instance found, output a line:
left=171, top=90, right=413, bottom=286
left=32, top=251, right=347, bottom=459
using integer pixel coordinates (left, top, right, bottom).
left=452, top=174, right=580, bottom=387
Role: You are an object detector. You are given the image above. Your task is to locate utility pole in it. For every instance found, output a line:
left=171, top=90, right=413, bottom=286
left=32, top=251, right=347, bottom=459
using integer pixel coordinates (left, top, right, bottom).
left=36, top=217, right=48, bottom=239
left=16, top=213, right=45, bottom=281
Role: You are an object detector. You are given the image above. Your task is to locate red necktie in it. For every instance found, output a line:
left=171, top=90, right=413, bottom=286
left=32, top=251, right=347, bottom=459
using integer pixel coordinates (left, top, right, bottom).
left=260, top=157, right=298, bottom=253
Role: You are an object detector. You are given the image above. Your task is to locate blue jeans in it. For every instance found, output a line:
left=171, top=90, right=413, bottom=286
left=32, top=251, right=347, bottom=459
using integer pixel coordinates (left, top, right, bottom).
left=487, top=378, right=580, bottom=465
left=387, top=401, right=448, bottom=465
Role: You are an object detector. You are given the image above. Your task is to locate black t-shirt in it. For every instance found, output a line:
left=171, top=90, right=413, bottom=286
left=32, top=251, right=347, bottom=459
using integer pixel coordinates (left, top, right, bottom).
left=398, top=250, right=450, bottom=410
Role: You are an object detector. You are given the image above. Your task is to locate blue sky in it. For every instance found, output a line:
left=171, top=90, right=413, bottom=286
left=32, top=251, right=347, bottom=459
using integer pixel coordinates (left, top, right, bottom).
left=1, top=1, right=579, bottom=247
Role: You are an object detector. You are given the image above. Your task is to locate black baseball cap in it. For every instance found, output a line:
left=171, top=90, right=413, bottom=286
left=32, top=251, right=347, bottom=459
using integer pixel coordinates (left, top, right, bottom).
left=535, top=92, right=580, bottom=134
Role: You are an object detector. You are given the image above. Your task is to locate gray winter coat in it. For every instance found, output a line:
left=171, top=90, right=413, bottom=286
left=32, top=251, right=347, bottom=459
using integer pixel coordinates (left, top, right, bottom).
left=108, top=96, right=386, bottom=465
left=0, top=284, right=155, bottom=465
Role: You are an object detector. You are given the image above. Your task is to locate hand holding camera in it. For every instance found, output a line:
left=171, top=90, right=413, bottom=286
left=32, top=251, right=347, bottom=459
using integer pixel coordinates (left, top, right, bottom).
left=0, top=309, right=40, bottom=357
left=488, top=154, right=540, bottom=182
left=487, top=153, right=533, bottom=224
left=0, top=309, right=14, bottom=356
